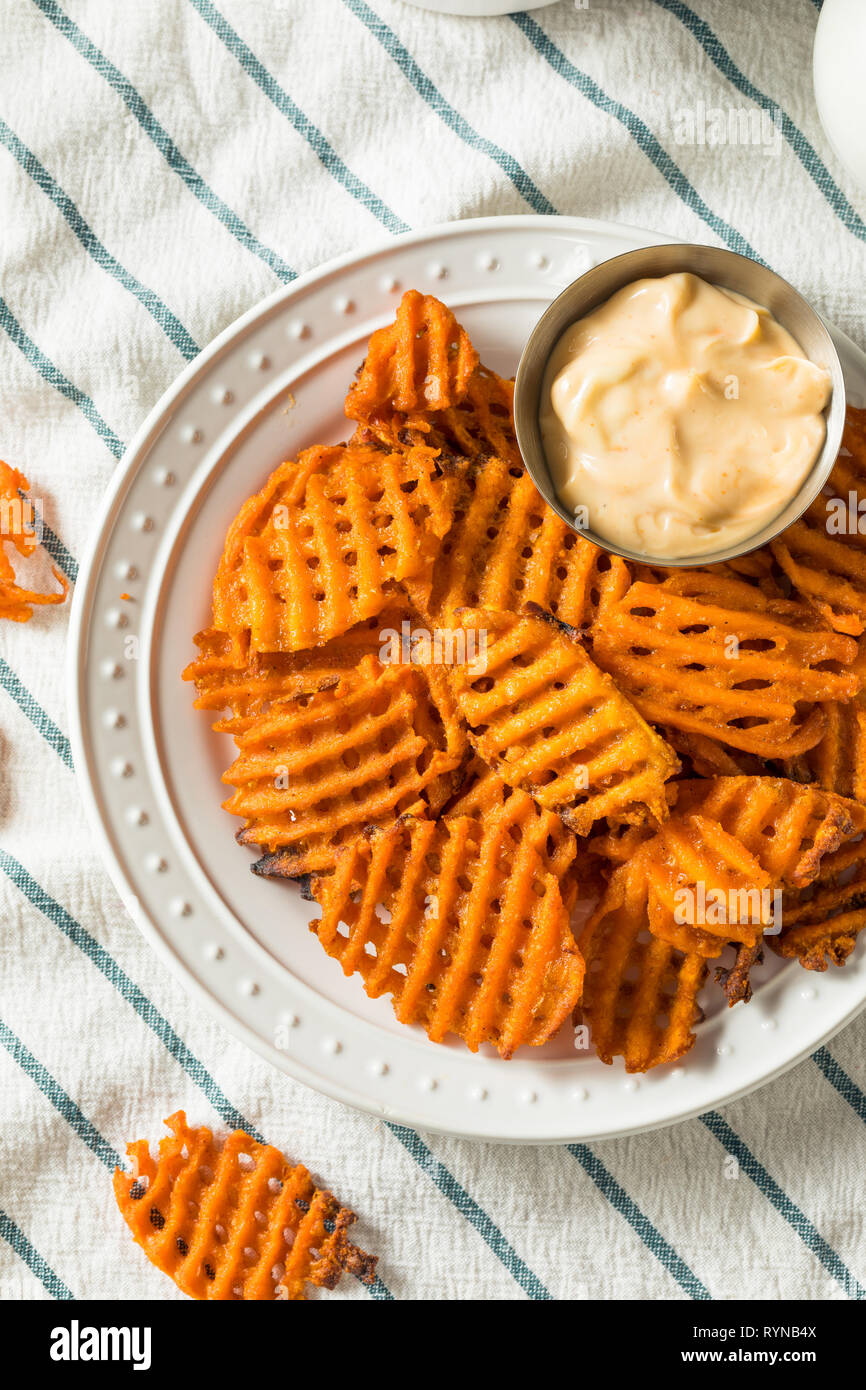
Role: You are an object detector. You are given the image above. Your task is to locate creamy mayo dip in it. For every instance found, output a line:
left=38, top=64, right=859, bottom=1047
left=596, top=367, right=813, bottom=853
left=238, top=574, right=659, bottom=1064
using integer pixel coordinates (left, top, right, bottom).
left=540, top=271, right=832, bottom=558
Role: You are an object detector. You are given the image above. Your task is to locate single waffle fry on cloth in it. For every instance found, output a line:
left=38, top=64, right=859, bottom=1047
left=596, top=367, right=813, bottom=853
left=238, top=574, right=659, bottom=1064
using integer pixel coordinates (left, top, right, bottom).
left=406, top=454, right=629, bottom=630
left=0, top=461, right=69, bottom=621
left=345, top=288, right=478, bottom=436
left=590, top=570, right=860, bottom=758
left=577, top=850, right=708, bottom=1072
left=771, top=839, right=866, bottom=970
left=645, top=812, right=773, bottom=959
left=183, top=608, right=410, bottom=737
left=225, top=655, right=465, bottom=877
left=449, top=605, right=679, bottom=835
left=212, top=441, right=458, bottom=654
left=308, top=812, right=584, bottom=1056
left=770, top=405, right=866, bottom=635
left=113, top=1111, right=376, bottom=1300
left=671, top=775, right=866, bottom=888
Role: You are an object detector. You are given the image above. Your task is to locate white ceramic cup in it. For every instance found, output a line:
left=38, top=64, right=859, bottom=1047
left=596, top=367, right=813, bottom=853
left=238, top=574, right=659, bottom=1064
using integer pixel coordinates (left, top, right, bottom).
left=813, top=0, right=866, bottom=190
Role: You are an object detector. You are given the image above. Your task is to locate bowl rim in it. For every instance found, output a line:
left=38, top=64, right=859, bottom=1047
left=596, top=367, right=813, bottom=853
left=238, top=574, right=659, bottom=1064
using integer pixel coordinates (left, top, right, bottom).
left=513, top=242, right=847, bottom=567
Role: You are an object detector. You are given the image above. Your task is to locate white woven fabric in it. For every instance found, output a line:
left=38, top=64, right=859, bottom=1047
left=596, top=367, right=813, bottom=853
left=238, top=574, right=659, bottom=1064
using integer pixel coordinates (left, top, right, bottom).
left=1, top=0, right=865, bottom=1302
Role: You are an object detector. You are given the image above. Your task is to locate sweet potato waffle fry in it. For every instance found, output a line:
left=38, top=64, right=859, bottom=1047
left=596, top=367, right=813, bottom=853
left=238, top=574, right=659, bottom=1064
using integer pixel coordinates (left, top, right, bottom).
left=213, top=441, right=458, bottom=654
left=671, top=775, right=866, bottom=888
left=189, top=290, right=866, bottom=1075
left=225, top=656, right=465, bottom=876
left=770, top=405, right=866, bottom=635
left=446, top=757, right=578, bottom=887
left=577, top=851, right=707, bottom=1071
left=345, top=289, right=478, bottom=437
left=0, top=461, right=68, bottom=621
left=183, top=609, right=409, bottom=737
left=771, top=839, right=866, bottom=971
left=450, top=605, right=678, bottom=835
left=346, top=290, right=520, bottom=464
left=645, top=812, right=772, bottom=959
left=407, top=453, right=628, bottom=629
left=114, top=1111, right=375, bottom=1300
left=426, top=365, right=520, bottom=466
left=590, top=571, right=859, bottom=758
left=782, top=643, right=866, bottom=800
left=310, top=812, right=583, bottom=1056
left=792, top=698, right=866, bottom=801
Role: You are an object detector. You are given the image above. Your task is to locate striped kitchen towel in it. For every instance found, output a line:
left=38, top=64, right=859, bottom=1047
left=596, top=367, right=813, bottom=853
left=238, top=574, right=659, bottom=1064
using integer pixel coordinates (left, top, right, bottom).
left=1, top=0, right=865, bottom=1301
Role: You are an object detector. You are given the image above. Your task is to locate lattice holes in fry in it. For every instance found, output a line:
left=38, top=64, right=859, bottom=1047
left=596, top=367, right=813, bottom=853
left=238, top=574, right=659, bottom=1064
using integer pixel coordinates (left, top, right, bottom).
left=113, top=1111, right=376, bottom=1300
left=450, top=605, right=678, bottom=835
left=590, top=571, right=860, bottom=758
left=212, top=441, right=458, bottom=654
left=309, top=812, right=584, bottom=1057
left=445, top=758, right=579, bottom=885
left=406, top=453, right=629, bottom=631
left=771, top=405, right=866, bottom=635
left=577, top=852, right=708, bottom=1072
left=225, top=655, right=465, bottom=877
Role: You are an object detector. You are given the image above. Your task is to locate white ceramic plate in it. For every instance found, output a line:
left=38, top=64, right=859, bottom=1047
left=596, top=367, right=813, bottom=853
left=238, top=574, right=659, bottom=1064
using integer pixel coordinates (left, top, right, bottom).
left=68, top=215, right=866, bottom=1143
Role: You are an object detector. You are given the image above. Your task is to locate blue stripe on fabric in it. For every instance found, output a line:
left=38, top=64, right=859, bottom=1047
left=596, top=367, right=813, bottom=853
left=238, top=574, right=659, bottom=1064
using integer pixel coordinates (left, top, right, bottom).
left=0, top=849, right=261, bottom=1136
left=566, top=1144, right=711, bottom=1299
left=700, top=1111, right=864, bottom=1298
left=812, top=1046, right=866, bottom=1124
left=651, top=0, right=866, bottom=243
left=17, top=491, right=78, bottom=584
left=387, top=1123, right=551, bottom=1299
left=0, top=1017, right=119, bottom=1169
left=0, top=659, right=73, bottom=770
left=2, top=42, right=853, bottom=1295
left=0, top=1209, right=74, bottom=1300
left=11, top=632, right=855, bottom=1305
left=510, top=12, right=761, bottom=262
left=0, top=118, right=199, bottom=362
left=0, top=844, right=523, bottom=1305
left=0, top=294, right=123, bottom=459
left=187, top=0, right=409, bottom=235
left=0, top=851, right=394, bottom=1300
left=0, top=356, right=535, bottom=1302
left=341, top=0, right=556, bottom=216
left=31, top=0, right=297, bottom=284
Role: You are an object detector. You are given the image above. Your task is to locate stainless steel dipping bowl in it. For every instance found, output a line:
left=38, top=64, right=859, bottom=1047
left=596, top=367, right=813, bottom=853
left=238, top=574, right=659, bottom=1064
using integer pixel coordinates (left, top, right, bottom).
left=513, top=242, right=846, bottom=567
